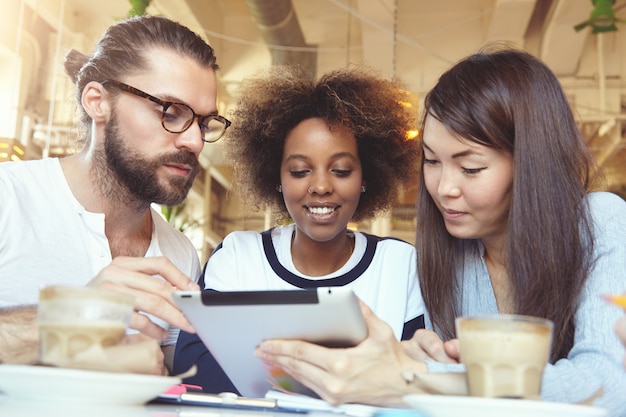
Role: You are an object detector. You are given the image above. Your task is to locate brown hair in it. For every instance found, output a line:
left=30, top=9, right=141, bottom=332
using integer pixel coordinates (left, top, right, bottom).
left=63, top=15, right=218, bottom=138
left=417, top=47, right=598, bottom=362
left=225, top=65, right=419, bottom=221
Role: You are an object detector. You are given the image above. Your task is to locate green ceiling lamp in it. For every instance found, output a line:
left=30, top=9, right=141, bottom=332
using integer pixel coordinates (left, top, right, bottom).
left=574, top=0, right=625, bottom=33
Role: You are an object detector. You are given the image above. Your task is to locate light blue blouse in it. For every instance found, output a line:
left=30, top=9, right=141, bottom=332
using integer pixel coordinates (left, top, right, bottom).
left=425, top=192, right=626, bottom=417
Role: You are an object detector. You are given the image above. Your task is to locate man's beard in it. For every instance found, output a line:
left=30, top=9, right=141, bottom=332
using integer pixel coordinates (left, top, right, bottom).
left=99, top=112, right=200, bottom=207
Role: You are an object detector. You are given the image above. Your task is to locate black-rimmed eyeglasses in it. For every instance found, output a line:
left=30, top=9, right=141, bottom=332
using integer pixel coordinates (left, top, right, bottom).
left=100, top=80, right=231, bottom=143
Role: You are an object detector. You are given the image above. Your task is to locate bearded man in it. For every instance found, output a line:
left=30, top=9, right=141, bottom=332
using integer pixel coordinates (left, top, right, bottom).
left=0, top=15, right=230, bottom=374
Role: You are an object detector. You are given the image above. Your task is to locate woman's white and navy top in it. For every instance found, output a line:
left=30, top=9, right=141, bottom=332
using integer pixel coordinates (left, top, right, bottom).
left=174, top=223, right=425, bottom=393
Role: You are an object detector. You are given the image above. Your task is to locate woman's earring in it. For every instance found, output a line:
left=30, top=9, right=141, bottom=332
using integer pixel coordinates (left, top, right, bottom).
left=361, top=185, right=366, bottom=193
left=276, top=185, right=282, bottom=193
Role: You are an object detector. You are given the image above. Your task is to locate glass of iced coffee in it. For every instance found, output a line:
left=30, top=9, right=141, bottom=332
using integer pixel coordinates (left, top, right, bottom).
left=456, top=314, right=553, bottom=399
left=38, top=286, right=134, bottom=367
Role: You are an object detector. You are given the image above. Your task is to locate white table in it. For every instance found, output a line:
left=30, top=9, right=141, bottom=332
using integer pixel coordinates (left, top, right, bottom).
left=0, top=397, right=314, bottom=417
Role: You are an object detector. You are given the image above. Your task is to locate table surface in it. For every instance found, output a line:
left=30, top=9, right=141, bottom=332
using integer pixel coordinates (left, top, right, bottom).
left=0, top=397, right=316, bottom=417
left=1, top=392, right=609, bottom=417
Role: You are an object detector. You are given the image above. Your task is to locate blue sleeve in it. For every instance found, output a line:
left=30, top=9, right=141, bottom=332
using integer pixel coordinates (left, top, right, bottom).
left=401, top=314, right=425, bottom=340
left=540, top=192, right=626, bottom=415
left=173, top=329, right=239, bottom=394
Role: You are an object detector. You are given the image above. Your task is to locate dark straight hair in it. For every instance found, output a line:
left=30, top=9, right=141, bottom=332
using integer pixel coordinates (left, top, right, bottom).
left=416, top=47, right=597, bottom=362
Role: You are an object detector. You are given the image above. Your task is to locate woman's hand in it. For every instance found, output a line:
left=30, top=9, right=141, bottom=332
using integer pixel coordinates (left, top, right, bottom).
left=401, top=329, right=460, bottom=364
left=88, top=256, right=199, bottom=340
left=254, top=301, right=428, bottom=406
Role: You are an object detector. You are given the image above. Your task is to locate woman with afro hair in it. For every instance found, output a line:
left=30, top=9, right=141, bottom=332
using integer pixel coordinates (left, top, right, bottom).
left=173, top=65, right=425, bottom=393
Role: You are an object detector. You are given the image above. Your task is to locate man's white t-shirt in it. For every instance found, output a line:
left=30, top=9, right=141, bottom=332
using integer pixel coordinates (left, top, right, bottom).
left=0, top=158, right=201, bottom=345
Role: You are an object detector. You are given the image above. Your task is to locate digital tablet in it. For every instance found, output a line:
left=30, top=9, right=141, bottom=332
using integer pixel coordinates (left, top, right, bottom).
left=172, top=287, right=368, bottom=398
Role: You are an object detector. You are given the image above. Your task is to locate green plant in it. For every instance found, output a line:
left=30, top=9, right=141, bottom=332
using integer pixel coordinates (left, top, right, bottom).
left=128, top=0, right=151, bottom=17
left=160, top=203, right=202, bottom=233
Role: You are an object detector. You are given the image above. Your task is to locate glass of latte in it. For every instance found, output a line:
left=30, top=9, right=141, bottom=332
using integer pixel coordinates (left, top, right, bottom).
left=38, top=286, right=134, bottom=367
left=456, top=314, right=553, bottom=399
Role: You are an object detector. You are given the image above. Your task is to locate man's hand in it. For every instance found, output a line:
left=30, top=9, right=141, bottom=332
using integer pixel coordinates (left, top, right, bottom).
left=119, top=333, right=166, bottom=375
left=88, top=256, right=199, bottom=340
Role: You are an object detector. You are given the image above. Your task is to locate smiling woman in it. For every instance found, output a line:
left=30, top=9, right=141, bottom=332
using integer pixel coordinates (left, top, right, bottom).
left=173, top=64, right=425, bottom=394
left=279, top=117, right=364, bottom=267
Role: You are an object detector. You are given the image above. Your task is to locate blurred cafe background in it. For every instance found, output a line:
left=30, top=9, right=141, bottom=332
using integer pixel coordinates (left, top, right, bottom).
left=1, top=0, right=625, bottom=262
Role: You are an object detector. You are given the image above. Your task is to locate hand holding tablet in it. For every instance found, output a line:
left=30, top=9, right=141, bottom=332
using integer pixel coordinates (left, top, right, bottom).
left=173, top=287, right=367, bottom=397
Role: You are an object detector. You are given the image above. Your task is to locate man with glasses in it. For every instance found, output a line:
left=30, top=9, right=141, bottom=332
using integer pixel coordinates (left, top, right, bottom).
left=0, top=15, right=229, bottom=374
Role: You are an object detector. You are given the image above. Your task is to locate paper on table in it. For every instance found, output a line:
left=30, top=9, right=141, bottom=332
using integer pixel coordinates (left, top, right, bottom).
left=265, top=390, right=410, bottom=417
